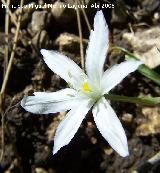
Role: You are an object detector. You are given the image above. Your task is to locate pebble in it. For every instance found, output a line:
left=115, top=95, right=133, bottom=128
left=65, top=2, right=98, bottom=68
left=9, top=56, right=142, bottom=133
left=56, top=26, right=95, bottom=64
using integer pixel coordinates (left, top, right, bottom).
left=122, top=113, right=133, bottom=123
left=31, top=11, right=52, bottom=32
left=51, top=1, right=75, bottom=25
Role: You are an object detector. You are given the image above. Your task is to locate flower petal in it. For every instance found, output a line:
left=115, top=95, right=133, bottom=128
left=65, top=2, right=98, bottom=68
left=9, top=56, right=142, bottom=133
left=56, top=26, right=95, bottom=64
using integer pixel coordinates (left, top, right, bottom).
left=102, top=60, right=143, bottom=93
left=53, top=99, right=93, bottom=154
left=92, top=97, right=129, bottom=157
left=85, top=10, right=109, bottom=83
left=21, top=88, right=80, bottom=114
left=40, top=49, right=86, bottom=89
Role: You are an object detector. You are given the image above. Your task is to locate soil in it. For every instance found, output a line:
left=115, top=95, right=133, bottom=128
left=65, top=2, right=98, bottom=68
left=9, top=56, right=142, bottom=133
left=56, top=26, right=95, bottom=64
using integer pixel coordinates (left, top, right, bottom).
left=0, top=0, right=160, bottom=173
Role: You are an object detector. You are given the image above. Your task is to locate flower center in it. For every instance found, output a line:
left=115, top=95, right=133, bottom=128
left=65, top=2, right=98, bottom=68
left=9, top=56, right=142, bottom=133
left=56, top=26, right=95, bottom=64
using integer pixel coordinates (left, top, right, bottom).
left=83, top=82, right=92, bottom=92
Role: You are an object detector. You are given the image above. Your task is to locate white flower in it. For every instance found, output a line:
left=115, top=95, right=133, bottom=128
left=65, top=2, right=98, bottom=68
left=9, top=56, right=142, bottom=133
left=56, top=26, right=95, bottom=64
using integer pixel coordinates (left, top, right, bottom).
left=21, top=10, right=142, bottom=157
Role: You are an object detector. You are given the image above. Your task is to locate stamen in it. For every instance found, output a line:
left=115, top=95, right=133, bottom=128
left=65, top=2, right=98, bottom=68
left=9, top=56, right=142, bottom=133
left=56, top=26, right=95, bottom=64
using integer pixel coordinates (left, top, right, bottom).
left=83, top=82, right=92, bottom=92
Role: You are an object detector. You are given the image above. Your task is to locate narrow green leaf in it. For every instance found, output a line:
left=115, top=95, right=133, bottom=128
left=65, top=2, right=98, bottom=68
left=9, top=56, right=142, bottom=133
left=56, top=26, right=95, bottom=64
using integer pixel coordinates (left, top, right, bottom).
left=105, top=94, right=160, bottom=106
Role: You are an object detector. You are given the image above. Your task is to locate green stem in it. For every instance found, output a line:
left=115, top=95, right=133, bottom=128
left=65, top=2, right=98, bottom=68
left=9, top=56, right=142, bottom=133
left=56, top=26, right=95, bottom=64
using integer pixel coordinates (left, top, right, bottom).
left=105, top=94, right=160, bottom=106
left=111, top=46, right=138, bottom=59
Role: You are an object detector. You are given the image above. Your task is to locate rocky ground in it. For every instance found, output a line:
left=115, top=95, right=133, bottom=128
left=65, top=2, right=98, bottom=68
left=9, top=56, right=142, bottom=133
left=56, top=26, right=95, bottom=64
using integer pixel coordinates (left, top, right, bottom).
left=0, top=0, right=160, bottom=173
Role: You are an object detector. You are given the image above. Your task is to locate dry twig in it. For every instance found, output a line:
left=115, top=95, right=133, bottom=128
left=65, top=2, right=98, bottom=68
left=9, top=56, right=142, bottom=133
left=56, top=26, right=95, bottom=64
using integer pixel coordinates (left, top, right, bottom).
left=79, top=0, right=91, bottom=32
left=4, top=0, right=10, bottom=74
left=75, top=2, right=85, bottom=69
left=1, top=0, right=24, bottom=94
left=1, top=0, right=18, bottom=27
left=0, top=95, right=5, bottom=162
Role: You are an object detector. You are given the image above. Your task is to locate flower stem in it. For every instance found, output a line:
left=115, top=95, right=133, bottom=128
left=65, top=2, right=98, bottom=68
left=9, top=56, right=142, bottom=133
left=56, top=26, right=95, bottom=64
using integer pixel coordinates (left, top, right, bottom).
left=105, top=94, right=160, bottom=106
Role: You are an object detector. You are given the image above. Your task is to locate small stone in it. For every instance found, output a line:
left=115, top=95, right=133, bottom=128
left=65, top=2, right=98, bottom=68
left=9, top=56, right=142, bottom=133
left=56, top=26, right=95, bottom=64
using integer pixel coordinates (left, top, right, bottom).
left=153, top=12, right=160, bottom=21
left=104, top=147, right=113, bottom=156
left=123, top=27, right=160, bottom=68
left=91, top=137, right=97, bottom=144
left=35, top=168, right=48, bottom=173
left=122, top=113, right=133, bottom=123
left=31, top=11, right=52, bottom=32
left=32, top=30, right=51, bottom=50
left=136, top=107, right=160, bottom=136
left=51, top=1, right=75, bottom=25
left=55, top=32, right=88, bottom=63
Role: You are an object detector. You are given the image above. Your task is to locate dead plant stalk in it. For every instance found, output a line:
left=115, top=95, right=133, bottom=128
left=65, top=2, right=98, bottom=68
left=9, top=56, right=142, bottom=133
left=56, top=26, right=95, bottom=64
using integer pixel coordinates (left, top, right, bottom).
left=76, top=5, right=85, bottom=69
left=79, top=0, right=91, bottom=32
left=1, top=0, right=18, bottom=27
left=4, top=0, right=10, bottom=75
left=0, top=1, right=24, bottom=171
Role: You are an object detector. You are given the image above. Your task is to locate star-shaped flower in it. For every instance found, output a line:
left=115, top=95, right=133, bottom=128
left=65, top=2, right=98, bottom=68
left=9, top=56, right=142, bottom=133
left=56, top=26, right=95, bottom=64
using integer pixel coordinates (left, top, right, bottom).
left=21, top=10, right=142, bottom=157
